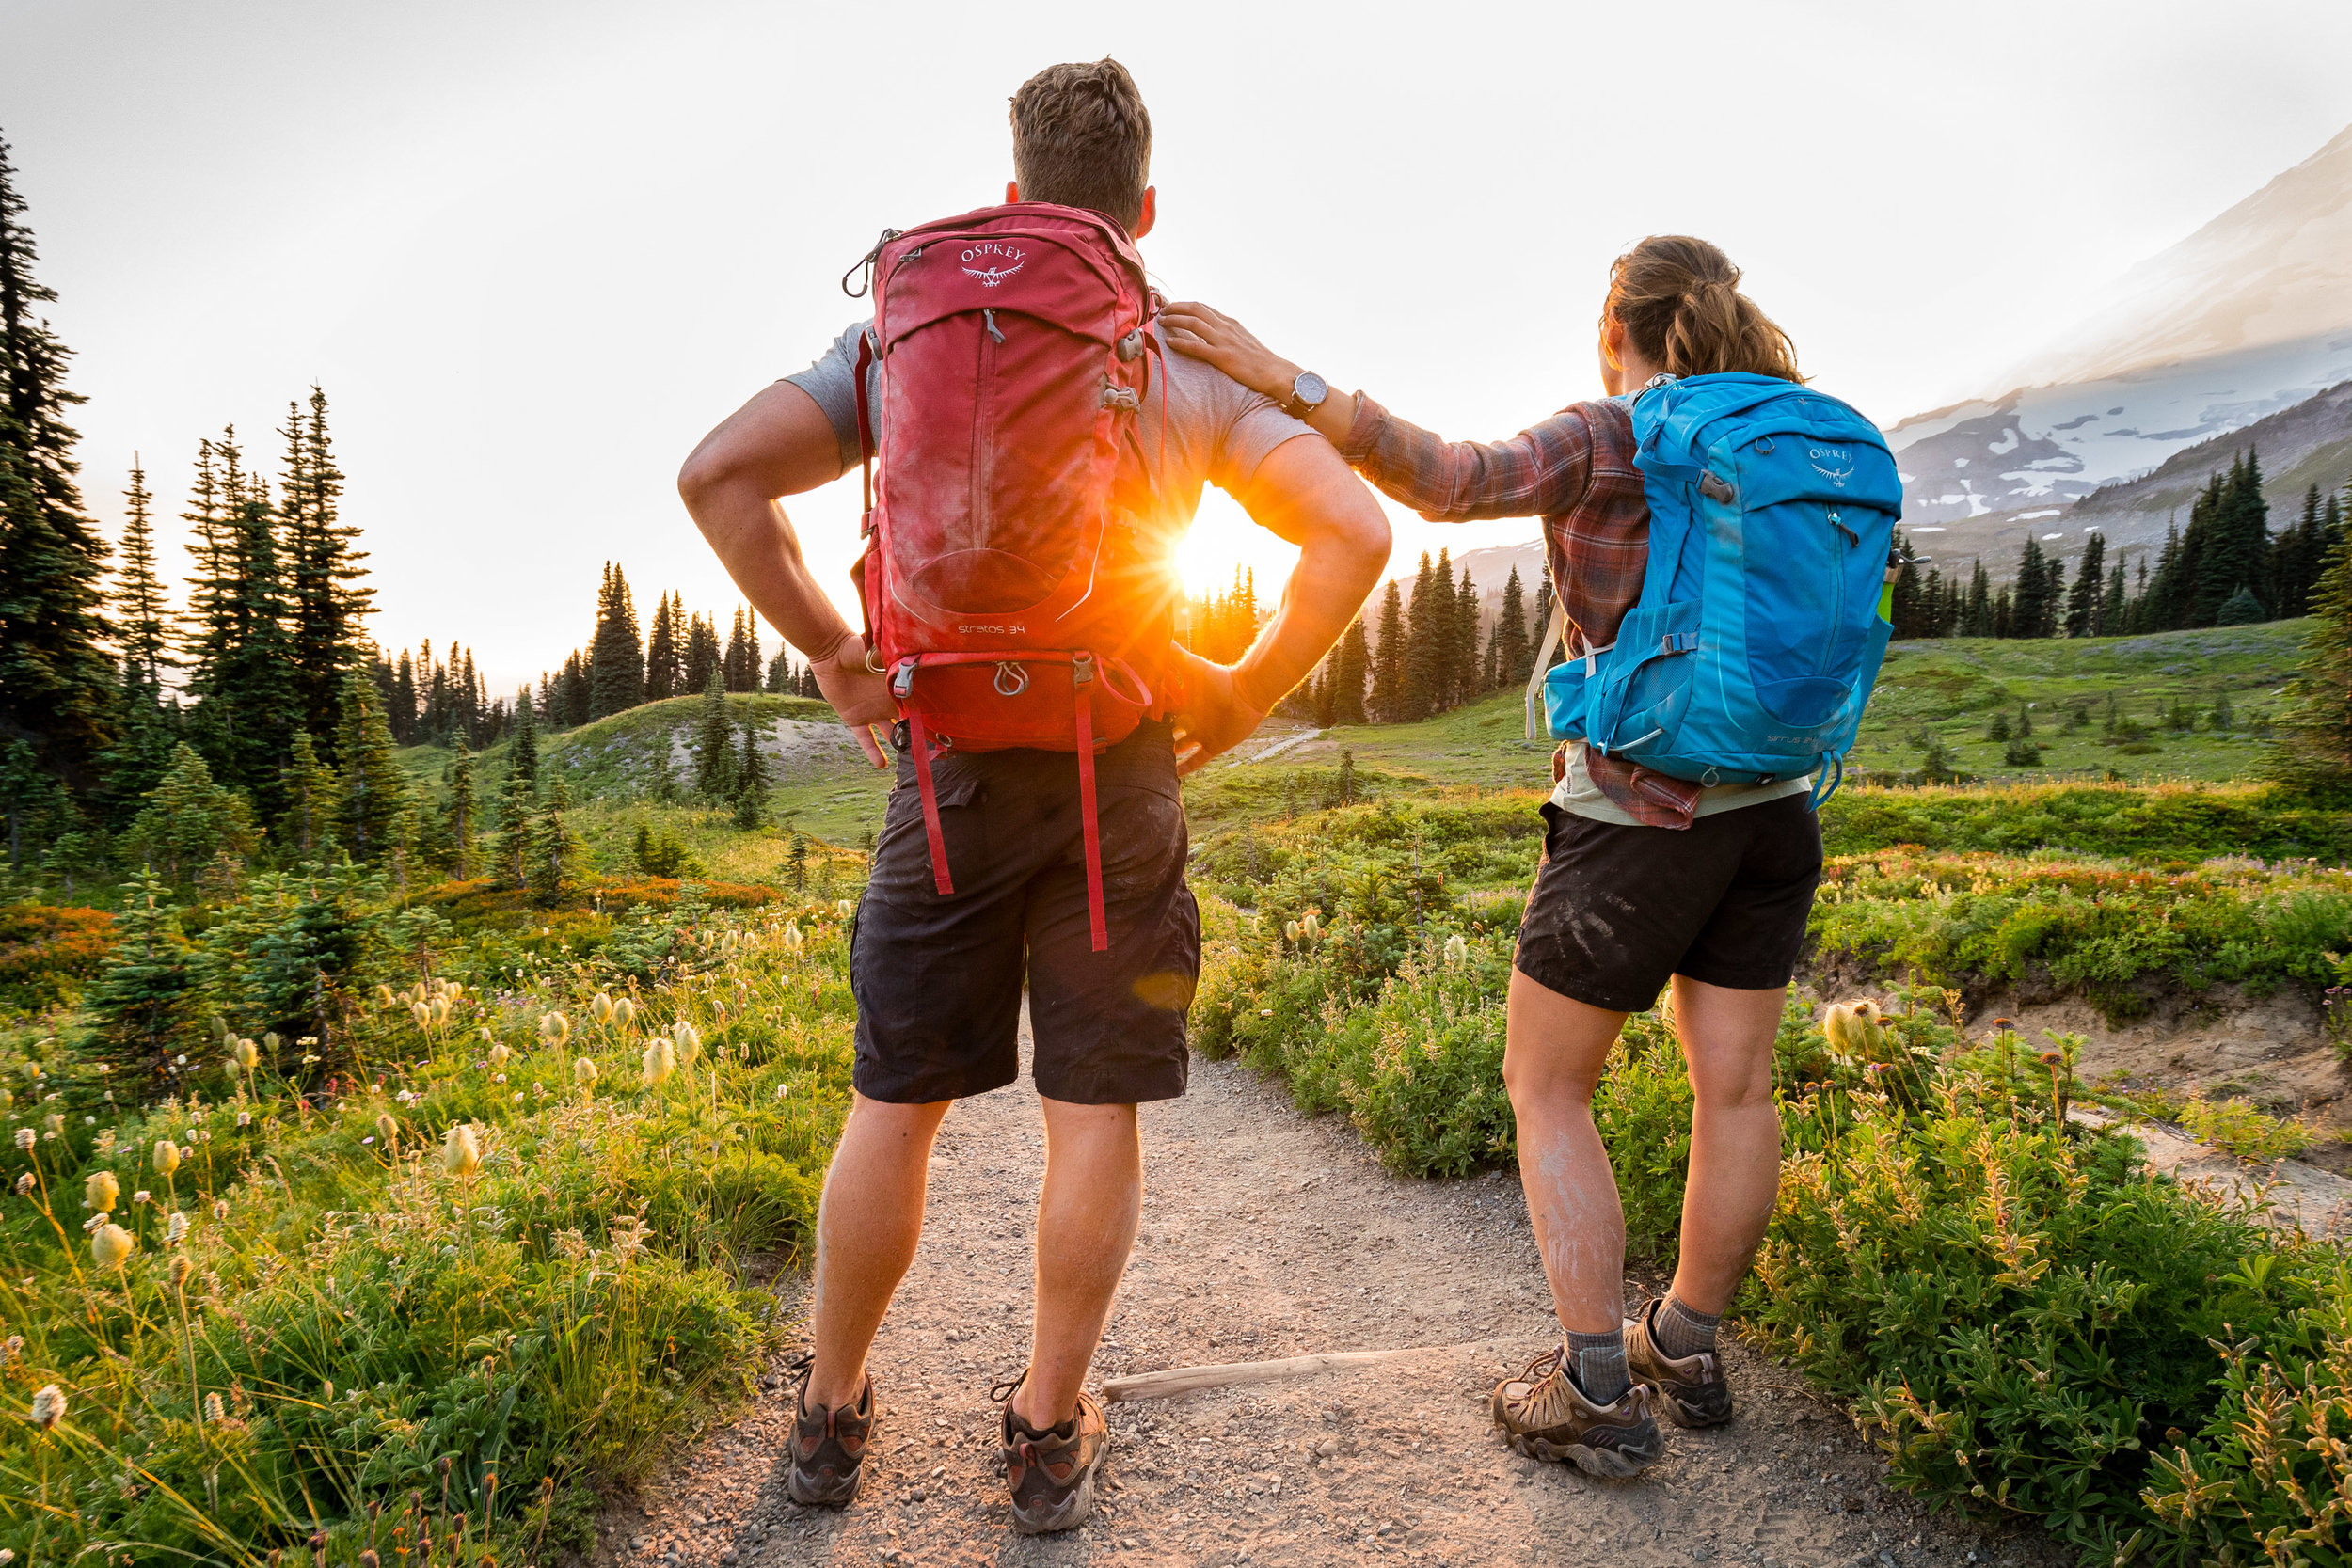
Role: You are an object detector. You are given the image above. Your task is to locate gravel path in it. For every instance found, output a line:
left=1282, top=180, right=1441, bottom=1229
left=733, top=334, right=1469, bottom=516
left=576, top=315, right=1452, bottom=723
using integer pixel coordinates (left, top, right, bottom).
left=593, top=1037, right=2067, bottom=1568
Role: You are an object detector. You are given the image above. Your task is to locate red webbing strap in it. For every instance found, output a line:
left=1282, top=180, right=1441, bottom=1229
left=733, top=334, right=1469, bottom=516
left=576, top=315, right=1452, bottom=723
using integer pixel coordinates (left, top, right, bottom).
left=904, top=708, right=953, bottom=896
left=852, top=329, right=877, bottom=524
left=1074, top=681, right=1107, bottom=953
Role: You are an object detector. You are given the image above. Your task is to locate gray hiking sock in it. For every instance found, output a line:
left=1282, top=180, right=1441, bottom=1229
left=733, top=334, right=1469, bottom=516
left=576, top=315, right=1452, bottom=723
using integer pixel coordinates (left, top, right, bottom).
left=1565, top=1327, right=1629, bottom=1405
left=1653, top=1293, right=1723, bottom=1360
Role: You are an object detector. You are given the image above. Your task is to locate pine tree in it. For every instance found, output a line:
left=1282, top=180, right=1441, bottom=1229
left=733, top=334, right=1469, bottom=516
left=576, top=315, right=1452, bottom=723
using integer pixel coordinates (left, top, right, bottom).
left=1402, top=552, right=1440, bottom=721
left=1963, top=558, right=1992, bottom=637
left=734, top=710, right=770, bottom=828
left=589, top=562, right=646, bottom=717
left=0, top=136, right=117, bottom=787
left=684, top=612, right=722, bottom=694
left=489, top=770, right=533, bottom=892
left=2270, top=513, right=2352, bottom=785
left=278, top=730, right=339, bottom=859
left=2103, top=559, right=2127, bottom=636
left=2010, top=537, right=2050, bottom=639
left=2217, top=584, right=2266, bottom=626
left=530, top=775, right=587, bottom=908
left=509, top=687, right=540, bottom=788
left=2064, top=532, right=2105, bottom=638
left=84, top=877, right=206, bottom=1086
left=2145, top=515, right=2188, bottom=631
left=766, top=650, right=790, bottom=693
left=184, top=458, right=297, bottom=804
left=442, top=740, right=477, bottom=879
left=1332, top=614, right=1370, bottom=726
left=114, top=459, right=173, bottom=691
left=120, top=741, right=258, bottom=886
left=644, top=591, right=682, bottom=701
left=1454, top=563, right=1481, bottom=699
left=333, top=669, right=406, bottom=863
left=2194, top=450, right=2273, bottom=626
left=1370, top=579, right=1406, bottom=721
left=278, top=387, right=370, bottom=736
left=389, top=649, right=418, bottom=743
left=1495, top=566, right=1533, bottom=687
left=553, top=650, right=590, bottom=728
left=694, top=672, right=736, bottom=799
left=724, top=606, right=752, bottom=692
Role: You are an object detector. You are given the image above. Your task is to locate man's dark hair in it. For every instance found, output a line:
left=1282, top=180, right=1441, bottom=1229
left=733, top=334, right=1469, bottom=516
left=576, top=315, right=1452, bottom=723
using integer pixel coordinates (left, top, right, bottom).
left=1009, top=58, right=1152, bottom=233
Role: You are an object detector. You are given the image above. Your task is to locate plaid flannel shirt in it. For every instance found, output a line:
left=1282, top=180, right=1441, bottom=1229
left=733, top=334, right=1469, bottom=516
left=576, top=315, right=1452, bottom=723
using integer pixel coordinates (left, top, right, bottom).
left=1338, top=393, right=1706, bottom=828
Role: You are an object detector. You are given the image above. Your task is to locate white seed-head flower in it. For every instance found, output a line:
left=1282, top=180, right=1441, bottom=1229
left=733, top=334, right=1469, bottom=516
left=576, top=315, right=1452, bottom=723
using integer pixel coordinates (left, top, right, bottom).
left=573, top=1057, right=598, bottom=1092
left=235, top=1110, right=250, bottom=1128
left=478, top=1026, right=494, bottom=1045
left=43, top=1114, right=64, bottom=1136
left=541, top=1012, right=571, bottom=1047
left=82, top=1212, right=108, bottom=1232
left=375, top=984, right=396, bottom=1009
left=132, top=1189, right=150, bottom=1204
left=151, top=1140, right=181, bottom=1176
left=204, top=1392, right=225, bottom=1422
left=783, top=921, right=804, bottom=955
left=263, top=1032, right=280, bottom=1053
left=672, top=1021, right=701, bottom=1064
left=641, top=1039, right=675, bottom=1088
left=232, top=1037, right=259, bottom=1071
left=835, top=898, right=856, bottom=920
left=441, top=1123, right=483, bottom=1180
left=29, top=1384, right=66, bottom=1431
left=429, top=997, right=451, bottom=1028
left=91, top=1223, right=135, bottom=1270
left=166, top=1212, right=189, bottom=1247
left=84, top=1171, right=119, bottom=1211
left=590, top=993, right=613, bottom=1024
left=1822, top=1003, right=1861, bottom=1057
left=613, top=996, right=635, bottom=1027
left=12, top=1174, right=31, bottom=1196
left=487, top=1043, right=511, bottom=1071
left=410, top=1000, right=433, bottom=1030
left=11, top=1127, right=30, bottom=1151
left=1283, top=920, right=1300, bottom=943
left=1443, top=933, right=1470, bottom=969
left=1301, top=912, right=1322, bottom=941
left=213, top=1198, right=230, bottom=1220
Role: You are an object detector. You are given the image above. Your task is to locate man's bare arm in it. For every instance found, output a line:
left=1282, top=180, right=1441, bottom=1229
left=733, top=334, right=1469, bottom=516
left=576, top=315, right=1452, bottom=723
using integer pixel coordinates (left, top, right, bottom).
left=676, top=380, right=894, bottom=768
left=1169, top=436, right=1391, bottom=772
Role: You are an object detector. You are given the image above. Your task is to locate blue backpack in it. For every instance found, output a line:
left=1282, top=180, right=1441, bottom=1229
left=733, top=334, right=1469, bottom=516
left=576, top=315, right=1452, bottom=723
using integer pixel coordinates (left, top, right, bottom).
left=1525, top=372, right=1902, bottom=801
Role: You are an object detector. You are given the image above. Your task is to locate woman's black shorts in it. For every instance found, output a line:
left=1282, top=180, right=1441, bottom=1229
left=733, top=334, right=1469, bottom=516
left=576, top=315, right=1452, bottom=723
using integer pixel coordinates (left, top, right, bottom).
left=1513, top=794, right=1823, bottom=1014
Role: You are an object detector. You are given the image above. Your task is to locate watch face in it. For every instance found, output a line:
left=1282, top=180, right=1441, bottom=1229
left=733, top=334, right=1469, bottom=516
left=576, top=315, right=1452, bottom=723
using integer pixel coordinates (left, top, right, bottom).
left=1293, top=372, right=1328, bottom=408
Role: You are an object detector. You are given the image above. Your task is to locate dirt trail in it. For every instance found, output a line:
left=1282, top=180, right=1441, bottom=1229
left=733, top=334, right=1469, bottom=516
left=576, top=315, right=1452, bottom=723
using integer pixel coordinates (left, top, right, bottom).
left=595, top=1037, right=2066, bottom=1568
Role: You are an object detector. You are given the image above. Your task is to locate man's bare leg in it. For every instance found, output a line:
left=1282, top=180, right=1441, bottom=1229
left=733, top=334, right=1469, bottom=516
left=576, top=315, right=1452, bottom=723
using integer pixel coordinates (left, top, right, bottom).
left=1011, top=1098, right=1141, bottom=1429
left=804, top=1093, right=953, bottom=1410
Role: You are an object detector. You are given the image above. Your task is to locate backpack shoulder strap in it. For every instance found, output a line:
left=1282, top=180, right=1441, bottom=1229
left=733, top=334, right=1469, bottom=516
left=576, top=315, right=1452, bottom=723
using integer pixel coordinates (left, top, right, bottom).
left=1524, top=598, right=1565, bottom=743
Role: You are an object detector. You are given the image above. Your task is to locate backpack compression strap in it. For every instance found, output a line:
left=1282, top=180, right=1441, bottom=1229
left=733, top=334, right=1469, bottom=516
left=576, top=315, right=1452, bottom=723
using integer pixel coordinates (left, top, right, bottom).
left=1523, top=602, right=1565, bottom=743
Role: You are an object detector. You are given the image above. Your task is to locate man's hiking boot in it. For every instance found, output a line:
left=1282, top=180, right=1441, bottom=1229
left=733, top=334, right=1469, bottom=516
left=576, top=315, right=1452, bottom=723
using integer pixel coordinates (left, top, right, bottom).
left=1492, top=1345, right=1665, bottom=1478
left=993, top=1371, right=1109, bottom=1534
left=786, top=1354, right=874, bottom=1507
left=1626, top=1298, right=1734, bottom=1429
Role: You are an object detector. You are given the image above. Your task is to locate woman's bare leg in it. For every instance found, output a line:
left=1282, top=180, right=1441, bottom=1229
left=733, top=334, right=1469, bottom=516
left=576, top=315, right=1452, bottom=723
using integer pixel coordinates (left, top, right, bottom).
left=1665, top=976, right=1785, bottom=1315
left=1502, top=968, right=1633, bottom=1336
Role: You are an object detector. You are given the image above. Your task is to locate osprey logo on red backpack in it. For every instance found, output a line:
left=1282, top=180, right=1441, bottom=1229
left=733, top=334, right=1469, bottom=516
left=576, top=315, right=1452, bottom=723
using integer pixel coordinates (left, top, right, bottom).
left=961, top=241, right=1025, bottom=287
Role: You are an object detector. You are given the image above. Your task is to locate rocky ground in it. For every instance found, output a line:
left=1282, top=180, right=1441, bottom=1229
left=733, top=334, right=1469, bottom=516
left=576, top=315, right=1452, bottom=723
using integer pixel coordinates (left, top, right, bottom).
left=590, top=1036, right=2075, bottom=1568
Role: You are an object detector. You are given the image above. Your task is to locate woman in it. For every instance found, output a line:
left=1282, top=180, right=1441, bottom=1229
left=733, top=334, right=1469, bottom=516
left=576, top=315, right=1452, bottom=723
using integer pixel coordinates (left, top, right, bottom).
left=1165, top=236, right=1820, bottom=1477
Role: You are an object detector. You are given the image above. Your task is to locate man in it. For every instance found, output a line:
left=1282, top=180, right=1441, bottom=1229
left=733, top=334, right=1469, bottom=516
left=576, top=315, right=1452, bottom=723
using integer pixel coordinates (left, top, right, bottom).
left=676, top=58, right=1389, bottom=1533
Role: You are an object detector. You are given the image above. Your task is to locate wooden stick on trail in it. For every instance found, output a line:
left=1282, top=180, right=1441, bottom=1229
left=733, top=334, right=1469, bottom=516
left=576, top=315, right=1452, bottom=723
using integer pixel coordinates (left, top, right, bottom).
left=1103, top=1340, right=1503, bottom=1403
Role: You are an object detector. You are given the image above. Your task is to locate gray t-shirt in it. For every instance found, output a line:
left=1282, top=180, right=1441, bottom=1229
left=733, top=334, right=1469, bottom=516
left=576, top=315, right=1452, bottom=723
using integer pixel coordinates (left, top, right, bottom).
left=784, top=318, right=1312, bottom=527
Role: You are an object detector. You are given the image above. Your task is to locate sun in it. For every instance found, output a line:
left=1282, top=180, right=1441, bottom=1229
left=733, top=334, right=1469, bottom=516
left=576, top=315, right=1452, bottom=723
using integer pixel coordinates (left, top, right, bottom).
left=1171, top=487, right=1301, bottom=598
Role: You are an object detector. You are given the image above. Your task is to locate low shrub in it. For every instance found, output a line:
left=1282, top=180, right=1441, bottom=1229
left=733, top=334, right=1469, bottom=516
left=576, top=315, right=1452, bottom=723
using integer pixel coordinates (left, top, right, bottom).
left=0, top=902, right=117, bottom=1010
left=1818, top=780, right=2352, bottom=863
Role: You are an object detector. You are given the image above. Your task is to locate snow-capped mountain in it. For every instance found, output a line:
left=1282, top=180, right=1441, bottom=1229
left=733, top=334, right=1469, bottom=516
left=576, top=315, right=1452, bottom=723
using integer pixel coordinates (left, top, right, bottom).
left=1889, top=123, right=2352, bottom=558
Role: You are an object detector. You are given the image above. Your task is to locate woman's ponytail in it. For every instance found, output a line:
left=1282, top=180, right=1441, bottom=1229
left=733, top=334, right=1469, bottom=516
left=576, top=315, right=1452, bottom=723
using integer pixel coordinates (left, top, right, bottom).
left=1604, top=236, right=1803, bottom=384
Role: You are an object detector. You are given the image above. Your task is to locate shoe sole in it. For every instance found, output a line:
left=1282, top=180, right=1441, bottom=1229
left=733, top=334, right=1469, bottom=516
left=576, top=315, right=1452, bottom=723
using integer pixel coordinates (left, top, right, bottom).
left=787, top=1466, right=862, bottom=1508
left=1505, top=1429, right=1664, bottom=1478
left=1009, top=1446, right=1107, bottom=1534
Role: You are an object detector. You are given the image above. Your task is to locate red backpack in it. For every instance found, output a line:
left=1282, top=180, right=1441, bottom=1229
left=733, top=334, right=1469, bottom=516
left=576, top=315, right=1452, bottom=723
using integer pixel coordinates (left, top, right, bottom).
left=847, top=202, right=1181, bottom=951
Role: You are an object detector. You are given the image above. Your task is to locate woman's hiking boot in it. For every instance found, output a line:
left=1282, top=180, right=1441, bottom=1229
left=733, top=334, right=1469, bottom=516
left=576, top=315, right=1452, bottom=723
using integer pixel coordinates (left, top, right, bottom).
left=993, top=1371, right=1109, bottom=1534
left=1626, top=1299, right=1735, bottom=1428
left=1491, top=1345, right=1665, bottom=1477
left=786, top=1354, right=874, bottom=1507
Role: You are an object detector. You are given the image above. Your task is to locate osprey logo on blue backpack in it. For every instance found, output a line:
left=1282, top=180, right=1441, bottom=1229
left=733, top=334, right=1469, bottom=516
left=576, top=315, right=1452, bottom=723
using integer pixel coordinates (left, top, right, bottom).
left=1525, top=372, right=1902, bottom=802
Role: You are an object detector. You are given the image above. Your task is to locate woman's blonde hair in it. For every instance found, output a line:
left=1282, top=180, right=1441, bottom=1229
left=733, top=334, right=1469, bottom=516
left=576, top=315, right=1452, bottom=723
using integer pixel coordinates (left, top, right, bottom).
left=1603, top=235, right=1803, bottom=384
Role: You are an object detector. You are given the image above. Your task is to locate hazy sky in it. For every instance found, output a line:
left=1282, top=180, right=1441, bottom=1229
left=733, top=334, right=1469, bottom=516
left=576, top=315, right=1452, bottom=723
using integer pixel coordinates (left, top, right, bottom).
left=9, top=0, right=2352, bottom=694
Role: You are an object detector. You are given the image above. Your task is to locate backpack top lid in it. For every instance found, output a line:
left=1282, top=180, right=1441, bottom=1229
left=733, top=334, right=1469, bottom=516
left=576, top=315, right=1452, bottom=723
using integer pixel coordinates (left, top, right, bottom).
left=1630, top=372, right=1902, bottom=515
left=872, top=202, right=1152, bottom=355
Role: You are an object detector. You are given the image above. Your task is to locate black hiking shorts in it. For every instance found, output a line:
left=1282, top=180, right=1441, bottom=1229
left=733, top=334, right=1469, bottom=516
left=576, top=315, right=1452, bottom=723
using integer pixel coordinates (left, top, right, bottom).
left=850, top=720, right=1199, bottom=1105
left=1514, top=794, right=1823, bottom=1013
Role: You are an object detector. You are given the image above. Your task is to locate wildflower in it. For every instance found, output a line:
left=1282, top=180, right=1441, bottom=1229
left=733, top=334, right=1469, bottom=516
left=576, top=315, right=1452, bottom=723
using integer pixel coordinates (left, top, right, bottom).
left=91, top=1223, right=135, bottom=1270
left=541, top=1011, right=571, bottom=1047
left=232, top=1037, right=259, bottom=1071
left=478, top=1026, right=494, bottom=1045
left=488, top=1043, right=511, bottom=1071
left=169, top=1254, right=194, bottom=1288
left=29, top=1384, right=66, bottom=1431
left=673, top=1019, right=702, bottom=1064
left=43, top=1113, right=63, bottom=1137
left=11, top=1128, right=30, bottom=1150
left=1, top=1336, right=20, bottom=1363
left=835, top=898, right=856, bottom=919
left=235, top=1110, right=251, bottom=1128
left=1443, top=933, right=1470, bottom=968
left=610, top=1212, right=651, bottom=1260
left=574, top=1057, right=598, bottom=1094
left=375, top=984, right=396, bottom=1009
left=82, top=1212, right=108, bottom=1232
left=642, top=1039, right=676, bottom=1087
left=152, top=1140, right=181, bottom=1176
left=204, top=1392, right=225, bottom=1422
left=213, top=1198, right=230, bottom=1220
left=10, top=1173, right=30, bottom=1196
left=1301, top=912, right=1322, bottom=941
left=132, top=1189, right=150, bottom=1204
left=429, top=997, right=451, bottom=1028
left=784, top=921, right=805, bottom=955
left=590, top=992, right=613, bottom=1024
left=442, top=1124, right=483, bottom=1180
left=85, top=1171, right=119, bottom=1211
left=166, top=1211, right=189, bottom=1245
left=773, top=1081, right=791, bottom=1101
left=614, top=995, right=636, bottom=1027
left=1283, top=920, right=1300, bottom=943
left=410, top=1000, right=432, bottom=1030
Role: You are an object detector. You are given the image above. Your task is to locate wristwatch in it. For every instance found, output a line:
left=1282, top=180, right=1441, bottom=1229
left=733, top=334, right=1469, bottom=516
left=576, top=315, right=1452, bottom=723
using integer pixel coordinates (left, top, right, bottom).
left=1279, top=371, right=1329, bottom=420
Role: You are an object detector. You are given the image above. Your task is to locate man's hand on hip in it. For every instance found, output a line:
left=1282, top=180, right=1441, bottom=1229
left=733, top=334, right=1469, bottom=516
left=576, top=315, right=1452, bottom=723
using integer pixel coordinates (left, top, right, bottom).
left=811, top=633, right=895, bottom=769
left=1168, top=648, right=1269, bottom=776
